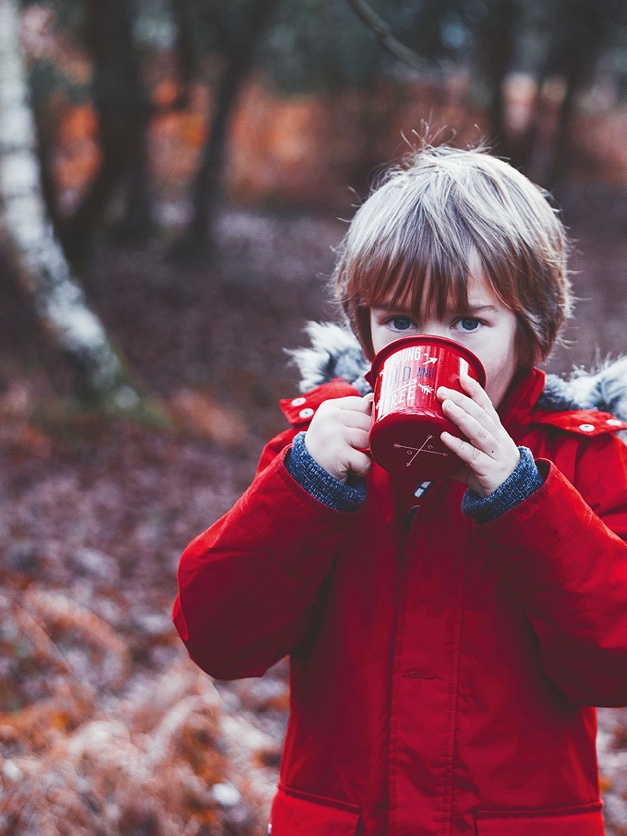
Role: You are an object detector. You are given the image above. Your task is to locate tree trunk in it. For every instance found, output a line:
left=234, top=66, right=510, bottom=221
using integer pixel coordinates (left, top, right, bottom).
left=476, top=0, right=520, bottom=164
left=541, top=0, right=608, bottom=188
left=61, top=0, right=153, bottom=262
left=183, top=0, right=281, bottom=258
left=523, top=0, right=615, bottom=186
left=0, top=0, right=147, bottom=413
left=171, top=0, right=197, bottom=105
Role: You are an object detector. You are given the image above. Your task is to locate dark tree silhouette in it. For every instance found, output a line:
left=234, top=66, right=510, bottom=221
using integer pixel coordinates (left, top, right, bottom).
left=538, top=0, right=626, bottom=186
left=181, top=0, right=281, bottom=259
left=60, top=0, right=152, bottom=263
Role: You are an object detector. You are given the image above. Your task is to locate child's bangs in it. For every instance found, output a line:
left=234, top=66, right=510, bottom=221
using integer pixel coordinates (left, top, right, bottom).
left=353, top=236, right=473, bottom=321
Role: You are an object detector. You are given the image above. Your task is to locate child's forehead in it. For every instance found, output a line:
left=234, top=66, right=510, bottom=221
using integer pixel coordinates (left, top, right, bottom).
left=368, top=269, right=499, bottom=315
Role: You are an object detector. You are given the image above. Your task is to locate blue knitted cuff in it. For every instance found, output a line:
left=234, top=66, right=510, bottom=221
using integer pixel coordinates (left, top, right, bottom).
left=461, top=446, right=544, bottom=525
left=285, top=432, right=367, bottom=512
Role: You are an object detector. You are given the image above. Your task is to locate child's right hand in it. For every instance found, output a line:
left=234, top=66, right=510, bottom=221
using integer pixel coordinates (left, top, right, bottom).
left=304, top=395, right=373, bottom=484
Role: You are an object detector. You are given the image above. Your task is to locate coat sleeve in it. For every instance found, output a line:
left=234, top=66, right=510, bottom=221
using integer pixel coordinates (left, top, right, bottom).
left=477, top=432, right=627, bottom=706
left=172, top=430, right=355, bottom=680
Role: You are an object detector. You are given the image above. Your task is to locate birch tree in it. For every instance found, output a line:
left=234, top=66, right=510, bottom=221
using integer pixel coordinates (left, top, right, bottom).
left=0, top=0, right=147, bottom=413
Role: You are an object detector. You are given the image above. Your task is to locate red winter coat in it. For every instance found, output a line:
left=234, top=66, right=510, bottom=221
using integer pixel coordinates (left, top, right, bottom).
left=174, top=368, right=627, bottom=836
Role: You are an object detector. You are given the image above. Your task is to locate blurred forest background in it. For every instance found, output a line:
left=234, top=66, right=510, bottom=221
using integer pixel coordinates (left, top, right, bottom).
left=1, top=0, right=627, bottom=833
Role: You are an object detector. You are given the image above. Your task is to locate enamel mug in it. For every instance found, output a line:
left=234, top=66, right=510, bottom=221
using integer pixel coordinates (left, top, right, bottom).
left=365, top=335, right=486, bottom=480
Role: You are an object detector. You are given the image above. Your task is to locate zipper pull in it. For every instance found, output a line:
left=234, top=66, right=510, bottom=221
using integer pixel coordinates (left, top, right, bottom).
left=404, top=481, right=434, bottom=528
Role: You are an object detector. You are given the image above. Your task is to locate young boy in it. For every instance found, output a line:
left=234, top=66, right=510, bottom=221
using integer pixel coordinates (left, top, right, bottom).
left=173, top=144, right=627, bottom=835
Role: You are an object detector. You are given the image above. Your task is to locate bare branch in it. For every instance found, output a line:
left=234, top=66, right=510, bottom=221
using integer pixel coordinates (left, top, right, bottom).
left=344, top=0, right=442, bottom=77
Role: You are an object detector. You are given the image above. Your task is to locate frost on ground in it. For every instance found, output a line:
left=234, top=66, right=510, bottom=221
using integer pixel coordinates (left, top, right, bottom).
left=1, top=200, right=626, bottom=833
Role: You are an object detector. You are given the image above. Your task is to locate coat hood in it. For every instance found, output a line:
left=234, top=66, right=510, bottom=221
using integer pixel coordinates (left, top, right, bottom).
left=288, top=321, right=627, bottom=432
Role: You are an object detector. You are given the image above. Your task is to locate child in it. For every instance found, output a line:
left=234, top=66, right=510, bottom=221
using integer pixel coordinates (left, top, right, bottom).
left=173, top=144, right=627, bottom=835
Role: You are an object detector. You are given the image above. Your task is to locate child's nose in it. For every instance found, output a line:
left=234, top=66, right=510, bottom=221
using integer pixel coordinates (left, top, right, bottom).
left=418, top=322, right=449, bottom=339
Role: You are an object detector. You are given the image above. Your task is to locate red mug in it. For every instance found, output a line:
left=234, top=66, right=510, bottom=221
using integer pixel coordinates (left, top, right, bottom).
left=365, top=335, right=486, bottom=480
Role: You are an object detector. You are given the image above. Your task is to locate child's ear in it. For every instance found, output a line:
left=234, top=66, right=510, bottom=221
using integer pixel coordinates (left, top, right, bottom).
left=528, top=340, right=545, bottom=368
left=355, top=308, right=375, bottom=361
left=514, top=321, right=540, bottom=369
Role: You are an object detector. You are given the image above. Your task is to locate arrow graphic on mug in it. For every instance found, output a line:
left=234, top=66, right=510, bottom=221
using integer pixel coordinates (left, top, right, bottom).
left=394, top=435, right=449, bottom=466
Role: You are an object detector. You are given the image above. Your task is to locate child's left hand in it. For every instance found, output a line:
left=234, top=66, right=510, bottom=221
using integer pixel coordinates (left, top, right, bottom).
left=437, top=374, right=520, bottom=498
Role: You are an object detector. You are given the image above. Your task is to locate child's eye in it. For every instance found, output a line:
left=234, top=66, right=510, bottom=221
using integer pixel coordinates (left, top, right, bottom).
left=455, top=317, right=481, bottom=332
left=387, top=317, right=415, bottom=331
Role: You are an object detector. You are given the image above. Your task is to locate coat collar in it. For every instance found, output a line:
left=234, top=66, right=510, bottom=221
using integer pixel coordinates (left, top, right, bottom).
left=499, top=368, right=547, bottom=436
left=501, top=367, right=627, bottom=439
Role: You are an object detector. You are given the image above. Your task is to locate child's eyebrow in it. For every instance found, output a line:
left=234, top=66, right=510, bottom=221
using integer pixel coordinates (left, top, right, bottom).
left=456, top=304, right=498, bottom=315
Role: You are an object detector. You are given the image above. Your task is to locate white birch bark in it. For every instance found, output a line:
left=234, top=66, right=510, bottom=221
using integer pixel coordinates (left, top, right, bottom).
left=0, top=0, right=142, bottom=408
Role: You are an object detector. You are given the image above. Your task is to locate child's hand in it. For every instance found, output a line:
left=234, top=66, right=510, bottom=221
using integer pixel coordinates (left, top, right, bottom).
left=437, top=375, right=520, bottom=498
left=304, top=395, right=373, bottom=484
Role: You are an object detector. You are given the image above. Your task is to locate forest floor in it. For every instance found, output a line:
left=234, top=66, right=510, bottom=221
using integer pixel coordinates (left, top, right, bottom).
left=1, top=185, right=627, bottom=834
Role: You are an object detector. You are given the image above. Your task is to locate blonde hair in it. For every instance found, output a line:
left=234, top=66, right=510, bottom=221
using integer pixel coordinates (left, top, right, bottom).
left=335, top=143, right=572, bottom=367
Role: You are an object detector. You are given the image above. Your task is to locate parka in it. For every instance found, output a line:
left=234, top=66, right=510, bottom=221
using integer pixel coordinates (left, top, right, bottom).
left=174, top=324, right=627, bottom=836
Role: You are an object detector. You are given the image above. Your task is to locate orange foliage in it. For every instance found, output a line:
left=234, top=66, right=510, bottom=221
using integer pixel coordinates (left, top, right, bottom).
left=153, top=79, right=181, bottom=109
left=0, top=579, right=282, bottom=834
left=226, top=77, right=487, bottom=207
left=150, top=83, right=208, bottom=193
left=53, top=104, right=101, bottom=194
left=571, top=109, right=627, bottom=185
left=57, top=104, right=99, bottom=144
left=48, top=70, right=627, bottom=214
left=49, top=74, right=488, bottom=211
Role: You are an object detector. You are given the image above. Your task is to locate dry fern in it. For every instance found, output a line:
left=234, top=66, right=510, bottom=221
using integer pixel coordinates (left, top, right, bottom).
left=21, top=587, right=130, bottom=689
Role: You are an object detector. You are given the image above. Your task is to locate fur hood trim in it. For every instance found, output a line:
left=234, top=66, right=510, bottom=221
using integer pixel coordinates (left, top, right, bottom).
left=287, top=321, right=627, bottom=426
left=287, top=322, right=373, bottom=396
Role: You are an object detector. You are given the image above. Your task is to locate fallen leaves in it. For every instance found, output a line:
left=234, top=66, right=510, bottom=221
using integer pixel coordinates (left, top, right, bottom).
left=169, top=388, right=248, bottom=447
